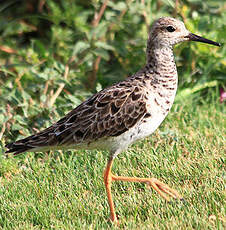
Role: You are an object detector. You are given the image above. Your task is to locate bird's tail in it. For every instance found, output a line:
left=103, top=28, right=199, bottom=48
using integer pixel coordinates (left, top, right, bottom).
left=5, top=127, right=55, bottom=156
left=5, top=140, right=36, bottom=155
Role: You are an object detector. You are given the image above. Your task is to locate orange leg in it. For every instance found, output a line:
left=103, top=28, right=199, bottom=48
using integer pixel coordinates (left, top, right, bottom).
left=103, top=157, right=182, bottom=222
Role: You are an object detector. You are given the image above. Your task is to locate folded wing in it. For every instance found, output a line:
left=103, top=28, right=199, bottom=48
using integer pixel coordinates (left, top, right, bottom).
left=6, top=80, right=147, bottom=155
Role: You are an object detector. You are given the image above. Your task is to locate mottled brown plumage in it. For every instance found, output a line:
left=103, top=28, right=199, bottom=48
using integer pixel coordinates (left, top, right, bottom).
left=6, top=78, right=149, bottom=154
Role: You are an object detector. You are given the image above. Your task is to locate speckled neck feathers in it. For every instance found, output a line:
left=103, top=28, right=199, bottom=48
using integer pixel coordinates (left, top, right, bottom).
left=146, top=39, right=177, bottom=75
left=130, top=34, right=178, bottom=106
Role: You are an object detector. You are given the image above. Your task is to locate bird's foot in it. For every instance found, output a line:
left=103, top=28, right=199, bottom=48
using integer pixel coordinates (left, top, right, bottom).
left=111, top=175, right=182, bottom=201
left=145, top=177, right=182, bottom=201
left=104, top=158, right=182, bottom=223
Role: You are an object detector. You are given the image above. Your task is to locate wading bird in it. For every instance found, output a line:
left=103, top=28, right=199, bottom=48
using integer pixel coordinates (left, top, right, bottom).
left=6, top=17, right=220, bottom=222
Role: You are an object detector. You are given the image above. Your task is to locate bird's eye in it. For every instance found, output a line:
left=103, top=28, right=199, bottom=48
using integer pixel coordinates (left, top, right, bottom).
left=166, top=26, right=176, bottom=32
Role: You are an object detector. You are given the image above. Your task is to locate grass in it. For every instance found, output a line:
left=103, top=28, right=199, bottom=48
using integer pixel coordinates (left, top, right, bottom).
left=0, top=95, right=225, bottom=230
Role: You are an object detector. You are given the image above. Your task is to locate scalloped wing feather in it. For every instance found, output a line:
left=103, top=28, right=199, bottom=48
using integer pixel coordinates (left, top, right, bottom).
left=6, top=80, right=148, bottom=155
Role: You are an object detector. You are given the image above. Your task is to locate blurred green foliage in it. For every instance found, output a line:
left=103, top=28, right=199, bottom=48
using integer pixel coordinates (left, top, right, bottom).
left=0, top=0, right=225, bottom=143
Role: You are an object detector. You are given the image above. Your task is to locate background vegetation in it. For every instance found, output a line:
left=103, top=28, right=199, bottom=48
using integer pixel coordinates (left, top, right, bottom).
left=0, top=0, right=225, bottom=229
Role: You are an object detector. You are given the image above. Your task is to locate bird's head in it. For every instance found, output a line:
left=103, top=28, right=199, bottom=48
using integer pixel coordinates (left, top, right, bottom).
left=149, top=17, right=220, bottom=48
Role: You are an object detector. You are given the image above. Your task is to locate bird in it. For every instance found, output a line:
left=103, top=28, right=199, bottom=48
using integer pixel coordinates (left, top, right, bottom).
left=5, top=17, right=220, bottom=222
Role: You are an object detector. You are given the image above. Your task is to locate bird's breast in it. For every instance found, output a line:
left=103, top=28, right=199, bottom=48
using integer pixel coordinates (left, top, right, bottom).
left=129, top=84, right=177, bottom=143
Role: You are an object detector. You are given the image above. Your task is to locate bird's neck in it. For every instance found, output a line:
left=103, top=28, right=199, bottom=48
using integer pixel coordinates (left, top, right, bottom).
left=145, top=42, right=177, bottom=74
left=143, top=42, right=178, bottom=99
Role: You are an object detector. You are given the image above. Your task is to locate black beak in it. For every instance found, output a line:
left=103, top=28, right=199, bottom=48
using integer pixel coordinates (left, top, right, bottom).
left=185, top=33, right=220, bottom=47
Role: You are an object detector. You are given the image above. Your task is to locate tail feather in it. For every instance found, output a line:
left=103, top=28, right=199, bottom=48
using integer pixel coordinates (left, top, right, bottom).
left=5, top=142, right=35, bottom=155
left=5, top=130, right=54, bottom=156
left=5, top=117, right=77, bottom=155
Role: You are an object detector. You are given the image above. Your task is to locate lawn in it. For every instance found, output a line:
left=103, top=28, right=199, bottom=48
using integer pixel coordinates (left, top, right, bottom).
left=0, top=94, right=225, bottom=230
